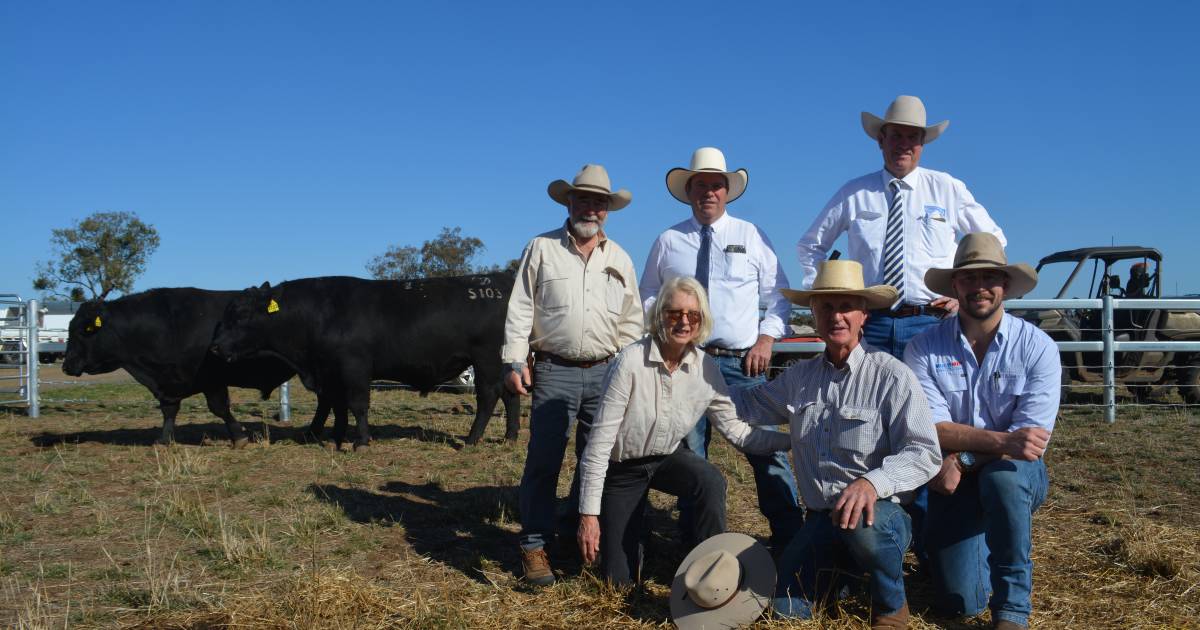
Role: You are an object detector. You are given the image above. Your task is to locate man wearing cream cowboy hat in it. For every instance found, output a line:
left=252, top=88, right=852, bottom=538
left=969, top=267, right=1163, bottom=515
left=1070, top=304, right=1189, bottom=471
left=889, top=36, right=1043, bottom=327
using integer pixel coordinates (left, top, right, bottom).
left=640, top=147, right=804, bottom=553
left=904, top=233, right=1059, bottom=630
left=502, top=163, right=644, bottom=585
left=796, top=95, right=1006, bottom=359
left=732, top=259, right=941, bottom=628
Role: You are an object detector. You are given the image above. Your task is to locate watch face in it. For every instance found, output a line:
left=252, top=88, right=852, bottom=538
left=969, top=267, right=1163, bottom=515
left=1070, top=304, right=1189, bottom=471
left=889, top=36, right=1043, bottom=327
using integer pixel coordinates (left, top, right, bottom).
left=959, top=452, right=976, bottom=468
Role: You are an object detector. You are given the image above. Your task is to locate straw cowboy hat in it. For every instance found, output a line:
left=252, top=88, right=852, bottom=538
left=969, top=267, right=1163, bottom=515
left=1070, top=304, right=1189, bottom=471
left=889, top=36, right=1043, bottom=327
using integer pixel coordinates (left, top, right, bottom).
left=665, top=147, right=749, bottom=205
left=925, top=232, right=1039, bottom=298
left=548, top=164, right=632, bottom=211
left=780, top=260, right=898, bottom=310
left=670, top=532, right=775, bottom=630
left=862, top=95, right=949, bottom=144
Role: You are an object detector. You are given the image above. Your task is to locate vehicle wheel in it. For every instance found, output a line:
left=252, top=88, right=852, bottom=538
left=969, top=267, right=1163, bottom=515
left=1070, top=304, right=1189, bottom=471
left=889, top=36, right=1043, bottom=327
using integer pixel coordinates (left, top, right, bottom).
left=39, top=354, right=56, bottom=364
left=1179, top=365, right=1200, bottom=406
left=1128, top=384, right=1153, bottom=404
left=454, top=367, right=476, bottom=393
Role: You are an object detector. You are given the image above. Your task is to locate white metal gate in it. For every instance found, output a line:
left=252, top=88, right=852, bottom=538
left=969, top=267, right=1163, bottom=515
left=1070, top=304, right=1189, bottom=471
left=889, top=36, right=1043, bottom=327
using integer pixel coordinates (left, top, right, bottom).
left=0, top=295, right=39, bottom=416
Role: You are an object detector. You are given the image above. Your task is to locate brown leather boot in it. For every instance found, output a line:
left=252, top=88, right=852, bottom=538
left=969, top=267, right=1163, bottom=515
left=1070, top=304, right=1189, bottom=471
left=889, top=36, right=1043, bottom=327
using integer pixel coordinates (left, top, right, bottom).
left=520, top=547, right=556, bottom=586
left=993, top=620, right=1027, bottom=630
left=871, top=601, right=909, bottom=629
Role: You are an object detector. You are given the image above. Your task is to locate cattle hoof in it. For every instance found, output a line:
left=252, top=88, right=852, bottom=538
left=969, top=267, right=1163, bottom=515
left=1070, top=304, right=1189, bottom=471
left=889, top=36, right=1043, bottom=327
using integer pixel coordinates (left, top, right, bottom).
left=232, top=437, right=250, bottom=450
left=352, top=442, right=369, bottom=452
left=503, top=434, right=519, bottom=443
left=321, top=441, right=336, bottom=451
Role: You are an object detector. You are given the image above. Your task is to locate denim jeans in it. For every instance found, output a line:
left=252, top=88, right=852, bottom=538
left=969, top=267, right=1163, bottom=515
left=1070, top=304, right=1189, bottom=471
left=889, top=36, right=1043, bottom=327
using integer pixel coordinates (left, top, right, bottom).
left=680, top=354, right=803, bottom=549
left=518, top=359, right=610, bottom=552
left=925, top=458, right=1048, bottom=627
left=772, top=500, right=912, bottom=619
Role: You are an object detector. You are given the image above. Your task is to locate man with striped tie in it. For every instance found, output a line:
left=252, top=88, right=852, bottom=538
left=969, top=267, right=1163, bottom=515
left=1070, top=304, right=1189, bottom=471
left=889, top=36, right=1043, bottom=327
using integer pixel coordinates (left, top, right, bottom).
left=796, top=95, right=1006, bottom=359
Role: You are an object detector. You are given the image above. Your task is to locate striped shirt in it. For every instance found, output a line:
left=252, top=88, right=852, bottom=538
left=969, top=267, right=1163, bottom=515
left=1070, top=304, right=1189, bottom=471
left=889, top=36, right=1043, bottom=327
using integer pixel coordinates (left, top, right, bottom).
left=733, top=343, right=941, bottom=510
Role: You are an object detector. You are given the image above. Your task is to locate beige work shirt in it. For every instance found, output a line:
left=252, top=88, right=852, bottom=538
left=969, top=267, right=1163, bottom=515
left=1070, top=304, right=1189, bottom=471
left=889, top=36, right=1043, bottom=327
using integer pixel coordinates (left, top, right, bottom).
left=502, top=223, right=643, bottom=363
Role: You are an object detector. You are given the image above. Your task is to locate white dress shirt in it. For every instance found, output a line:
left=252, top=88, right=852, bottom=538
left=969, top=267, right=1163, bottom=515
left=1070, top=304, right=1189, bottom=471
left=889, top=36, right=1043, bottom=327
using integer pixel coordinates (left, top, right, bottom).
left=796, top=167, right=1006, bottom=306
left=641, top=212, right=790, bottom=349
left=578, top=337, right=792, bottom=515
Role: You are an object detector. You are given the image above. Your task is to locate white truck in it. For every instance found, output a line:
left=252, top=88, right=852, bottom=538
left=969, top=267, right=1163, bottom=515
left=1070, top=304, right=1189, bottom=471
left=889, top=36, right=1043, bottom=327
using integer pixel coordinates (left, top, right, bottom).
left=1, top=298, right=76, bottom=364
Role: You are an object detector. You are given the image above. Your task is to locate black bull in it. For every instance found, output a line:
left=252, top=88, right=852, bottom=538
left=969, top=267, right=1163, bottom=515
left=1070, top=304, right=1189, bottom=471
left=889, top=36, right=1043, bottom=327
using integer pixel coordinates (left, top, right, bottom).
left=211, top=273, right=521, bottom=449
left=61, top=288, right=342, bottom=447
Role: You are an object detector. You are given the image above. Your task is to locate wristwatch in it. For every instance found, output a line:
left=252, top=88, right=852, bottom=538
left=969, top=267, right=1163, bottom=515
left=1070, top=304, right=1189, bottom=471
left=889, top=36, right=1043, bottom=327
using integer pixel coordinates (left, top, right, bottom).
left=957, top=451, right=978, bottom=473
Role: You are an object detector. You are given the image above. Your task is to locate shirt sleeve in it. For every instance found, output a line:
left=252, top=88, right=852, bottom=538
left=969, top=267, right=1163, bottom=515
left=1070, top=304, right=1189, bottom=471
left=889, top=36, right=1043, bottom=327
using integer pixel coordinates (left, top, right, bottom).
left=861, top=367, right=943, bottom=499
left=501, top=240, right=538, bottom=364
left=796, top=191, right=849, bottom=289
left=729, top=366, right=794, bottom=427
left=639, top=235, right=666, bottom=315
left=705, top=363, right=792, bottom=454
left=616, top=253, right=646, bottom=348
left=755, top=228, right=790, bottom=339
left=578, top=352, right=633, bottom=515
left=952, top=177, right=1006, bottom=247
left=903, top=333, right=953, bottom=423
left=1008, top=332, right=1061, bottom=434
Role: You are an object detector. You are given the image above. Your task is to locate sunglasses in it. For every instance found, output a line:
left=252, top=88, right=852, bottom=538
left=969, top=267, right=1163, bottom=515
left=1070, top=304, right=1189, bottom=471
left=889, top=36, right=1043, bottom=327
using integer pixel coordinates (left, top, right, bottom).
left=663, top=309, right=703, bottom=325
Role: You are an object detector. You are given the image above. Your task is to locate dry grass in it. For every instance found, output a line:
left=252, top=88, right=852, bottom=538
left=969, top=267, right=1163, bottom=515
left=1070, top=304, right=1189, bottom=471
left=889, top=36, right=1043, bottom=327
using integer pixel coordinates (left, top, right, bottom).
left=1, top=379, right=1198, bottom=628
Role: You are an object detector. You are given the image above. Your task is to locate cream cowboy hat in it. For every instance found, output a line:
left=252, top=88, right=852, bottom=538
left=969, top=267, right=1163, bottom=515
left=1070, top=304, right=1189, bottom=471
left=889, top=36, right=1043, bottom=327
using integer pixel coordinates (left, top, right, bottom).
left=925, top=232, right=1039, bottom=299
left=861, top=95, right=950, bottom=144
left=670, top=532, right=775, bottom=630
left=665, top=147, right=749, bottom=205
left=780, top=260, right=898, bottom=310
left=548, top=164, right=632, bottom=211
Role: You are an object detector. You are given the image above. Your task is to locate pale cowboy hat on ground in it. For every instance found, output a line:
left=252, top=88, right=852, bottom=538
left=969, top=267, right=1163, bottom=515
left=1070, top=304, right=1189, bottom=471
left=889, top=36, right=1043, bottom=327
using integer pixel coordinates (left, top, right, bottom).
left=665, top=147, right=749, bottom=205
left=925, top=232, right=1039, bottom=298
left=861, top=95, right=950, bottom=144
left=670, top=532, right=776, bottom=630
left=548, top=164, right=632, bottom=211
left=780, top=259, right=899, bottom=310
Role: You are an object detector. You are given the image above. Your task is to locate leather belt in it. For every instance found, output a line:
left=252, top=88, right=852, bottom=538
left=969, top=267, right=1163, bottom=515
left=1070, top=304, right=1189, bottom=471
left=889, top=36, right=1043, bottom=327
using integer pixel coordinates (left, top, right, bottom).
left=872, top=304, right=948, bottom=319
left=534, top=351, right=612, bottom=369
left=702, top=345, right=751, bottom=358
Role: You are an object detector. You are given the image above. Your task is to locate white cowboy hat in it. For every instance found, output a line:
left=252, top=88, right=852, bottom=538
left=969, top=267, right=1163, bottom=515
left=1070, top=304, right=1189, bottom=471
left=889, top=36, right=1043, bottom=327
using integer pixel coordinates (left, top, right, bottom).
left=548, top=164, right=632, bottom=211
left=861, top=95, right=950, bottom=144
left=781, top=259, right=899, bottom=310
left=670, top=532, right=775, bottom=630
left=925, top=232, right=1039, bottom=299
left=665, top=147, right=749, bottom=205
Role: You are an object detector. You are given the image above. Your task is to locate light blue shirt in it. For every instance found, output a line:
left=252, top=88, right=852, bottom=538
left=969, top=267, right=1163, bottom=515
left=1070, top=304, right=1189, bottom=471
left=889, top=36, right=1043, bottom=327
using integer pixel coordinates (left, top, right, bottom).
left=904, top=312, right=1060, bottom=433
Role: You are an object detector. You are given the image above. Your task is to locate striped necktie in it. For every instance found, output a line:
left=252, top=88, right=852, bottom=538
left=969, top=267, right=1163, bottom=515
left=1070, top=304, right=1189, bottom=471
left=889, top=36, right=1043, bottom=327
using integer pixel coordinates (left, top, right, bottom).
left=696, top=224, right=713, bottom=291
left=883, top=179, right=906, bottom=306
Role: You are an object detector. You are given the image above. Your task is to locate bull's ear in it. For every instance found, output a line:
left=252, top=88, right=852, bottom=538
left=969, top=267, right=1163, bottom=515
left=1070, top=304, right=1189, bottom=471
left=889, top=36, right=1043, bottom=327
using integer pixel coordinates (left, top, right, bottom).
left=259, top=281, right=271, bottom=290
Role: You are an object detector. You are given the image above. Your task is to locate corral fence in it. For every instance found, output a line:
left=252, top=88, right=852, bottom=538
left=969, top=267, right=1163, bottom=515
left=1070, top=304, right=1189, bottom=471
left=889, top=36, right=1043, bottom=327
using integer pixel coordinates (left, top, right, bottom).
left=4, top=296, right=1198, bottom=424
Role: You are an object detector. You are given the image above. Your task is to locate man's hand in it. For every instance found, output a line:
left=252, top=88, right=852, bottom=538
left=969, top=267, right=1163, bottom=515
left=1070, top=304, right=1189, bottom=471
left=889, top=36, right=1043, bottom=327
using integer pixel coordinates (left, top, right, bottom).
left=831, top=478, right=878, bottom=529
left=929, top=453, right=964, bottom=495
left=743, top=335, right=774, bottom=378
left=1003, top=427, right=1050, bottom=461
left=504, top=365, right=532, bottom=396
left=578, top=514, right=601, bottom=565
left=930, top=296, right=959, bottom=316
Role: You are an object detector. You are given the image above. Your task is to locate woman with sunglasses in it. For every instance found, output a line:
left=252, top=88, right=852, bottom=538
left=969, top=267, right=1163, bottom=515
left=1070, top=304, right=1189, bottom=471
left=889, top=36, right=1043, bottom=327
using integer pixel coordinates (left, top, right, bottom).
left=576, top=275, right=792, bottom=585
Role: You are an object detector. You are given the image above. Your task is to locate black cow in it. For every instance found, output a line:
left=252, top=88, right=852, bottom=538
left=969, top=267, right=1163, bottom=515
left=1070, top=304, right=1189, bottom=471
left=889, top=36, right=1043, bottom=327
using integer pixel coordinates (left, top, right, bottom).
left=62, top=288, right=327, bottom=447
left=211, top=273, right=521, bottom=449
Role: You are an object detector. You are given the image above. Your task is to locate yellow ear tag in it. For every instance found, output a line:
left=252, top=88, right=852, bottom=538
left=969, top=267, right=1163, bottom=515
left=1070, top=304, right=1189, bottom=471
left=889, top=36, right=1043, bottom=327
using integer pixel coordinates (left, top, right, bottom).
left=94, top=316, right=102, bottom=328
left=267, top=299, right=280, bottom=314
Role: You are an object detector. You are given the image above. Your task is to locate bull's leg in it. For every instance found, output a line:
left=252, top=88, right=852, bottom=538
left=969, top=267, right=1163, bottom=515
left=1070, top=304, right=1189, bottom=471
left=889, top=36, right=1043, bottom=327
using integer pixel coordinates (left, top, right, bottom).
left=306, top=395, right=331, bottom=443
left=331, top=397, right=350, bottom=450
left=348, top=386, right=371, bottom=451
left=501, top=385, right=521, bottom=442
left=156, top=399, right=182, bottom=445
left=464, top=381, right=501, bottom=445
left=203, top=387, right=250, bottom=449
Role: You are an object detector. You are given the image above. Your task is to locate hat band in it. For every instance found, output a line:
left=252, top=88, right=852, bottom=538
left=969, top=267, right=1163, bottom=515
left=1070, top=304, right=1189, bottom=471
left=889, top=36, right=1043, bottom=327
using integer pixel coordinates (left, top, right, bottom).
left=571, top=183, right=614, bottom=195
left=812, top=284, right=866, bottom=291
left=954, top=257, right=1008, bottom=268
left=689, top=582, right=742, bottom=610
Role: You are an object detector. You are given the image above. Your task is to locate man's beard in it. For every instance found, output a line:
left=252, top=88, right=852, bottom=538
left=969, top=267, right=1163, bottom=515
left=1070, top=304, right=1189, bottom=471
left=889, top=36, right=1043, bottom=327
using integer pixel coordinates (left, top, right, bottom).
left=570, top=217, right=602, bottom=238
left=960, top=293, right=1001, bottom=321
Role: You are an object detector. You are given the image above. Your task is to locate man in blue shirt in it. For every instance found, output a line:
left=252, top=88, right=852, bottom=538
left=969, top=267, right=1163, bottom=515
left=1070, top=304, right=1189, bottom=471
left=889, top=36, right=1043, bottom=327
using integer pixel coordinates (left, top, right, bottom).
left=904, top=233, right=1060, bottom=630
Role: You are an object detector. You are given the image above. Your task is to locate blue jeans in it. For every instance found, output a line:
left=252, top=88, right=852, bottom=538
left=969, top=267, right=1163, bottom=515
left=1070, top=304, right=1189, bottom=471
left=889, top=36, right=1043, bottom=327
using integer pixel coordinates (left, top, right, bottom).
left=518, top=359, right=610, bottom=551
left=680, top=354, right=803, bottom=550
left=772, top=501, right=911, bottom=619
left=925, top=458, right=1048, bottom=627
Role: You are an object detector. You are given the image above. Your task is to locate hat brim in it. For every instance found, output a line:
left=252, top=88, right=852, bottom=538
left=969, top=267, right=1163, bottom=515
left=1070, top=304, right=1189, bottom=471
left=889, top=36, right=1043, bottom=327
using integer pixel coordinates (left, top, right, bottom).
left=547, top=180, right=632, bottom=211
left=780, top=285, right=899, bottom=310
left=861, top=112, right=949, bottom=144
left=665, top=168, right=749, bottom=205
left=924, top=262, right=1039, bottom=299
left=670, top=533, right=775, bottom=630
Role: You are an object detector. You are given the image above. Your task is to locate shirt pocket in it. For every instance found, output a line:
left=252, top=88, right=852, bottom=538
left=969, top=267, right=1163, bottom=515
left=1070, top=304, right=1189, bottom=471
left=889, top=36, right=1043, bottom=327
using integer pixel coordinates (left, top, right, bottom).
left=788, top=401, right=822, bottom=443
left=918, top=211, right=954, bottom=255
left=604, top=268, right=627, bottom=315
left=722, top=250, right=750, bottom=281
left=537, top=275, right=571, bottom=311
left=834, top=406, right=880, bottom=457
left=848, top=210, right=886, bottom=254
left=987, top=372, right=1025, bottom=419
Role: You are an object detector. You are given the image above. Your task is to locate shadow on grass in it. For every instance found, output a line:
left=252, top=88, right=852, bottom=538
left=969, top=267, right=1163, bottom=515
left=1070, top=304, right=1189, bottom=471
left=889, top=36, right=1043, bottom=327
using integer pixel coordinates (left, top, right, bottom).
left=29, top=421, right=266, bottom=447
left=310, top=480, right=520, bottom=582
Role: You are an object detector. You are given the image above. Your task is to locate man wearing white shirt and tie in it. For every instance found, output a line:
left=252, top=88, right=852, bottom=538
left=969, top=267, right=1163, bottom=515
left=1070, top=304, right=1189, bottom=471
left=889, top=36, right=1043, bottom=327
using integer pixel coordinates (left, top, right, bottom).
left=796, top=95, right=1006, bottom=359
left=641, top=147, right=803, bottom=551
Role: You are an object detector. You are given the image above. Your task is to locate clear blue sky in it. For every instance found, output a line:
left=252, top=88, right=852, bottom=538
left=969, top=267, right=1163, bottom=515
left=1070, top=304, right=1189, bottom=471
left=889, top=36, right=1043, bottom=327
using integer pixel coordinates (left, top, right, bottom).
left=4, top=1, right=1198, bottom=300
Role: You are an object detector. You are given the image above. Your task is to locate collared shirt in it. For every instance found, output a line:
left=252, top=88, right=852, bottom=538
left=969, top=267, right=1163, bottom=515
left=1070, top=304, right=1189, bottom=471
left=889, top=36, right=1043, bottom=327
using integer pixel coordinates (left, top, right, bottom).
left=501, top=223, right=644, bottom=363
left=640, top=212, right=790, bottom=349
left=796, top=166, right=1006, bottom=305
left=578, top=337, right=792, bottom=515
left=904, top=312, right=1061, bottom=433
left=732, top=344, right=941, bottom=511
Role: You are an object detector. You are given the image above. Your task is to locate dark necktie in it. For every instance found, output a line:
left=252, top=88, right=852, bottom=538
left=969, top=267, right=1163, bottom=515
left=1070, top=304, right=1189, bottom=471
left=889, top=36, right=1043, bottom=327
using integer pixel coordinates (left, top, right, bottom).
left=883, top=179, right=906, bottom=307
left=696, top=224, right=714, bottom=291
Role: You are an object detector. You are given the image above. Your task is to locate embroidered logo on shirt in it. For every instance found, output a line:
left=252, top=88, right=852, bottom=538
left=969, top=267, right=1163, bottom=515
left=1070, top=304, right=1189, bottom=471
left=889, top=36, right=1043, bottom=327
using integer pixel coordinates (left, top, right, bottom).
left=924, top=205, right=948, bottom=222
left=724, top=244, right=746, bottom=253
left=934, top=360, right=962, bottom=372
